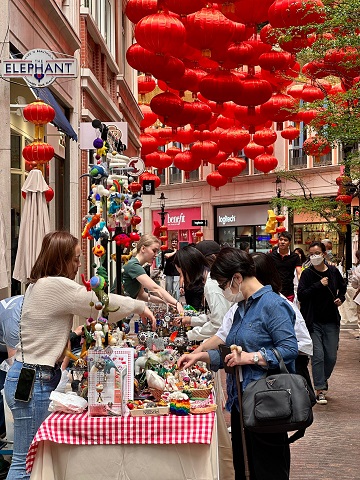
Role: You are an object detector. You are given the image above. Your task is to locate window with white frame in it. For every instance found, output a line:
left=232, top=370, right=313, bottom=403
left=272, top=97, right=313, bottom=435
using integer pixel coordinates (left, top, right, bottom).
left=85, top=0, right=115, bottom=55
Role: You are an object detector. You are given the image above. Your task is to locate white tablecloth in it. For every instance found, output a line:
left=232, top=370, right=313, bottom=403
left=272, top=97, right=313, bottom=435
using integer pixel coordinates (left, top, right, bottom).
left=30, top=429, right=219, bottom=480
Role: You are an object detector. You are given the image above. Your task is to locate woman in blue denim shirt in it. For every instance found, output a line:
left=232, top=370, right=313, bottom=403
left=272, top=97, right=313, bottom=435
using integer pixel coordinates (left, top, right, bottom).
left=178, top=248, right=298, bottom=480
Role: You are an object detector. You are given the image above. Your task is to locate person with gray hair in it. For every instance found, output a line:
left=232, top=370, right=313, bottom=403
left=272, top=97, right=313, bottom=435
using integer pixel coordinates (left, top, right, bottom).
left=321, top=239, right=334, bottom=262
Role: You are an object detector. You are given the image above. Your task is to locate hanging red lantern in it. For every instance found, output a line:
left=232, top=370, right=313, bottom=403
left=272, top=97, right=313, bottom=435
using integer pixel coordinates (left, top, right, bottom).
left=253, top=129, right=277, bottom=147
left=139, top=104, right=158, bottom=129
left=135, top=12, right=186, bottom=56
left=151, top=152, right=173, bottom=173
left=174, top=126, right=197, bottom=145
left=260, top=93, right=297, bottom=131
left=44, top=186, right=54, bottom=202
left=191, top=141, right=219, bottom=161
left=22, top=141, right=55, bottom=164
left=167, top=68, right=201, bottom=95
left=258, top=51, right=292, bottom=72
left=131, top=215, right=142, bottom=226
left=162, top=0, right=207, bottom=15
left=173, top=151, right=201, bottom=179
left=125, top=0, right=159, bottom=24
left=126, top=43, right=156, bottom=74
left=129, top=231, right=141, bottom=242
left=336, top=195, right=352, bottom=205
left=206, top=170, right=228, bottom=190
left=254, top=154, right=278, bottom=174
left=23, top=100, right=55, bottom=125
left=142, top=151, right=159, bottom=168
left=139, top=171, right=161, bottom=189
left=303, top=136, right=331, bottom=158
left=227, top=42, right=254, bottom=67
left=336, top=175, right=352, bottom=186
left=268, top=0, right=326, bottom=28
left=218, top=157, right=247, bottom=181
left=336, top=212, right=352, bottom=232
left=298, top=108, right=322, bottom=125
left=287, top=84, right=304, bottom=99
left=138, top=75, right=156, bottom=96
left=281, top=126, right=300, bottom=143
left=232, top=0, right=275, bottom=25
left=208, top=150, right=228, bottom=166
left=234, top=105, right=269, bottom=134
left=189, top=101, right=213, bottom=127
left=233, top=75, right=273, bottom=115
left=243, top=142, right=265, bottom=160
left=133, top=199, right=143, bottom=210
left=150, top=55, right=186, bottom=82
left=166, top=146, right=181, bottom=158
left=186, top=7, right=235, bottom=57
left=301, top=85, right=325, bottom=102
left=199, top=70, right=240, bottom=104
left=302, top=60, right=330, bottom=79
left=218, top=128, right=251, bottom=154
left=128, top=182, right=142, bottom=194
left=150, top=92, right=184, bottom=121
left=278, top=31, right=316, bottom=53
left=140, top=133, right=159, bottom=155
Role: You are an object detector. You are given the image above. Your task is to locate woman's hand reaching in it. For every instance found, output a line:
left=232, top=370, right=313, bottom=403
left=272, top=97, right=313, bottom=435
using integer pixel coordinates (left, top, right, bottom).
left=177, top=351, right=207, bottom=370
left=140, top=306, right=157, bottom=330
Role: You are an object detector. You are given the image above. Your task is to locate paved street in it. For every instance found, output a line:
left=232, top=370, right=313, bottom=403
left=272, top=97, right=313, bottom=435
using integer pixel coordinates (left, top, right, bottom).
left=221, top=326, right=360, bottom=480
left=290, top=326, right=360, bottom=480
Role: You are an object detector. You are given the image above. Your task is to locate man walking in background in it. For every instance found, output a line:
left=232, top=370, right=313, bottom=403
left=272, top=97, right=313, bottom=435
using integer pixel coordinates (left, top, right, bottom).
left=164, top=238, right=180, bottom=301
left=269, top=231, right=302, bottom=302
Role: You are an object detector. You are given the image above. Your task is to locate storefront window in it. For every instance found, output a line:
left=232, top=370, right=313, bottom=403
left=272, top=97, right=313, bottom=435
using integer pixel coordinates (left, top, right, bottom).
left=293, top=223, right=338, bottom=257
left=11, top=174, right=22, bottom=295
left=11, top=133, right=21, bottom=169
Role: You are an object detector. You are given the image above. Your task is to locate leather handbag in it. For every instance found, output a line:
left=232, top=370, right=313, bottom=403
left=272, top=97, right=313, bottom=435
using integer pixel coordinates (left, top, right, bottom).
left=242, top=349, right=315, bottom=442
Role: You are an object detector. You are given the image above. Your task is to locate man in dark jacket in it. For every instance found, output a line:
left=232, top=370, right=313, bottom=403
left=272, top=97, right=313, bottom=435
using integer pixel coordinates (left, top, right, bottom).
left=297, top=241, right=346, bottom=405
left=268, top=231, right=302, bottom=302
left=163, top=238, right=180, bottom=300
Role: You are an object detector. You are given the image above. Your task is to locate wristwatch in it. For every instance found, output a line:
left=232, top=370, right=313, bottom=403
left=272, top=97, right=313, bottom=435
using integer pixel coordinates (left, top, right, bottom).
left=252, top=353, right=259, bottom=365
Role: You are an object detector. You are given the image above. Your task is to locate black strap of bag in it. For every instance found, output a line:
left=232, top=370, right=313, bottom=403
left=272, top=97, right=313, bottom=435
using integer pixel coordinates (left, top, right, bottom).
left=271, top=349, right=307, bottom=444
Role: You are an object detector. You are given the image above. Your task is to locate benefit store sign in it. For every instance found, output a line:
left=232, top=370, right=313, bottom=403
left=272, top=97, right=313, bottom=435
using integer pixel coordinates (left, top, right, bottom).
left=1, top=49, right=77, bottom=87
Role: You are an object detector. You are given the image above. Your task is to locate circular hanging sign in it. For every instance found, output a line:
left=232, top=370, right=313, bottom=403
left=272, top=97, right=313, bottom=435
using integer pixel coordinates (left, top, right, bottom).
left=128, top=157, right=145, bottom=176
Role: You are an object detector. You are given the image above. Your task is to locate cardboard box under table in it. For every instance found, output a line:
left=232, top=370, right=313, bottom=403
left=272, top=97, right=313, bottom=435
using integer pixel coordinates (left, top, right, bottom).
left=27, top=409, right=219, bottom=480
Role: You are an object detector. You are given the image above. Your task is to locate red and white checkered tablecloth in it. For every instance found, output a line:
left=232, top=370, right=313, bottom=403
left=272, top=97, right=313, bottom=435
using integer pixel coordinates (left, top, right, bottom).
left=26, top=410, right=216, bottom=473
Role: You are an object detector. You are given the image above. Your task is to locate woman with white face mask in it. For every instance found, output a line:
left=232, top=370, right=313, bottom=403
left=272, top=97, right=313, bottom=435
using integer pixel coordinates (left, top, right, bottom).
left=178, top=247, right=298, bottom=480
left=297, top=241, right=346, bottom=406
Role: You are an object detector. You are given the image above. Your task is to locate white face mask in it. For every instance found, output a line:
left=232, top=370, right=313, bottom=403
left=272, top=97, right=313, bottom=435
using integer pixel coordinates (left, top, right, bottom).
left=224, top=277, right=244, bottom=303
left=310, top=254, right=324, bottom=266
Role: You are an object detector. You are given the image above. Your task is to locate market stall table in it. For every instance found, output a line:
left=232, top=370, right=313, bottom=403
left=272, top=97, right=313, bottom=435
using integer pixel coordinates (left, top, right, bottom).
left=27, top=410, right=219, bottom=480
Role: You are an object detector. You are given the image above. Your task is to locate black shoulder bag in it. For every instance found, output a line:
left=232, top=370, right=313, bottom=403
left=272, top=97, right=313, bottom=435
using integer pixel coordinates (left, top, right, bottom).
left=242, top=348, right=315, bottom=443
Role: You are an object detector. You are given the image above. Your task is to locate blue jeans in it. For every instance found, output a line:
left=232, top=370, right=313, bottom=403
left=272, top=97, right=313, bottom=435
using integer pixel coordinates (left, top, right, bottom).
left=311, top=323, right=340, bottom=391
left=165, top=275, right=180, bottom=301
left=4, top=360, right=61, bottom=479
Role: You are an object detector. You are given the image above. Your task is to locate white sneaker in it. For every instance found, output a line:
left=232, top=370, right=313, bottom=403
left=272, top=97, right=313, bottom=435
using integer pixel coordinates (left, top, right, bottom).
left=316, top=392, right=327, bottom=405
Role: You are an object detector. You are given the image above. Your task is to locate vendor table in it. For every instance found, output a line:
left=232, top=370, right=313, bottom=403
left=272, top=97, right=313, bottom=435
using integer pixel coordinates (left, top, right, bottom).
left=27, top=410, right=219, bottom=480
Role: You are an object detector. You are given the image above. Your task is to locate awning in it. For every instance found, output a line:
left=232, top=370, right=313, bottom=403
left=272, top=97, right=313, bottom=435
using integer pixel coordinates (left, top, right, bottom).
left=31, top=86, right=78, bottom=141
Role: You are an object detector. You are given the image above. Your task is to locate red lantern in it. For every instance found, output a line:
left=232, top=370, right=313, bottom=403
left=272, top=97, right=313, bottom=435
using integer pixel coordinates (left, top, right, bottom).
left=173, top=126, right=197, bottom=145
left=254, top=154, right=278, bottom=174
left=140, top=133, right=159, bottom=155
left=232, top=0, right=274, bottom=25
left=336, top=195, right=352, bottom=205
left=218, top=128, right=251, bottom=154
left=227, top=42, right=254, bottom=67
left=150, top=92, right=184, bottom=121
left=287, top=84, right=304, bottom=99
left=151, top=152, right=173, bottom=172
left=260, top=93, right=297, bottom=130
left=258, top=51, right=292, bottom=72
left=139, top=104, right=158, bottom=129
left=22, top=141, right=54, bottom=164
left=139, top=171, right=161, bottom=188
left=280, top=126, right=300, bottom=143
left=173, top=151, right=201, bottom=179
left=206, top=170, right=228, bottom=190
left=233, top=75, right=273, bottom=115
left=191, top=141, right=219, bottom=160
left=149, top=55, right=185, bottom=82
left=128, top=182, right=142, bottom=194
left=126, top=43, right=156, bottom=74
left=243, top=142, right=265, bottom=160
left=162, top=0, right=207, bottom=15
left=336, top=175, right=352, bottom=186
left=23, top=100, right=55, bottom=125
left=125, top=0, right=159, bottom=24
left=276, top=215, right=286, bottom=223
left=253, top=129, right=277, bottom=147
left=160, top=244, right=169, bottom=252
left=268, top=0, right=326, bottom=28
left=138, top=75, right=156, bottom=95
left=142, top=151, right=159, bottom=168
left=218, top=157, right=247, bottom=181
left=129, top=231, right=141, bottom=242
left=135, top=12, right=186, bottom=56
left=131, top=215, right=142, bottom=226
left=186, top=7, right=235, bottom=57
left=133, top=199, right=142, bottom=210
left=199, top=70, right=240, bottom=104
left=303, top=136, right=331, bottom=157
left=301, top=85, right=325, bottom=102
left=167, top=68, right=200, bottom=95
left=276, top=225, right=286, bottom=233
left=166, top=146, right=181, bottom=157
left=208, top=150, right=228, bottom=166
left=336, top=212, right=352, bottom=231
left=44, top=186, right=54, bottom=202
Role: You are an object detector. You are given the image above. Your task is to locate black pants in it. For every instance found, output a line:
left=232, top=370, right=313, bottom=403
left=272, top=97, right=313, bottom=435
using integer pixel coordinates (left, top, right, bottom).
left=295, top=354, right=315, bottom=396
left=231, top=407, right=290, bottom=480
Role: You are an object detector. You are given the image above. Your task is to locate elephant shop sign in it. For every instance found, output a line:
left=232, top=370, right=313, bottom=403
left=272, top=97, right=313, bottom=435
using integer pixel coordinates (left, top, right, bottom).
left=1, top=49, right=77, bottom=87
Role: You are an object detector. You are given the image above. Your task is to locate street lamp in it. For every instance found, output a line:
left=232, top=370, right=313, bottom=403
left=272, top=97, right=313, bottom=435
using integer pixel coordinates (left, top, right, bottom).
left=158, top=192, right=168, bottom=269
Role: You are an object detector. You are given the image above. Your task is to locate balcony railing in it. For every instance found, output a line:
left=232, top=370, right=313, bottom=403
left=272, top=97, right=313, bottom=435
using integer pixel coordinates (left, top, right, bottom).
left=289, top=148, right=308, bottom=170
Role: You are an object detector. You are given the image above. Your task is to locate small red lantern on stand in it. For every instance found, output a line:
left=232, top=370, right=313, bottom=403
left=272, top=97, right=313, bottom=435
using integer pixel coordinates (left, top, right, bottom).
left=336, top=212, right=352, bottom=233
